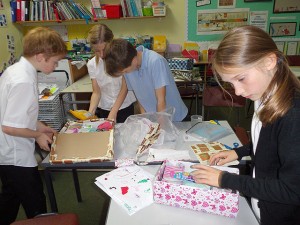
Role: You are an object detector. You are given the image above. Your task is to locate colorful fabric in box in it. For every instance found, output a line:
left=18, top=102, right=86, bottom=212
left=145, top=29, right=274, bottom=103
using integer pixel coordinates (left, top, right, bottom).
left=167, top=58, right=194, bottom=70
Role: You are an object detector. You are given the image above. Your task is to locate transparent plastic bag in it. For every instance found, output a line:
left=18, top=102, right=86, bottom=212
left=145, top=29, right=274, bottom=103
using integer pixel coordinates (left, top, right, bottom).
left=116, top=108, right=179, bottom=158
left=186, top=121, right=233, bottom=142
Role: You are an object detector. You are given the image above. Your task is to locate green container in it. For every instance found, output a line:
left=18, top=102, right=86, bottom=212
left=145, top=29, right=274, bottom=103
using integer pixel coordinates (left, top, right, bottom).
left=142, top=7, right=153, bottom=16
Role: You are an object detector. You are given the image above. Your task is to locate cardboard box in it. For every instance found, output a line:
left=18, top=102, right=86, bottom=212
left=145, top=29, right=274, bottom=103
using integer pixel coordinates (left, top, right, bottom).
left=49, top=120, right=114, bottom=164
left=167, top=58, right=194, bottom=70
left=153, top=160, right=239, bottom=218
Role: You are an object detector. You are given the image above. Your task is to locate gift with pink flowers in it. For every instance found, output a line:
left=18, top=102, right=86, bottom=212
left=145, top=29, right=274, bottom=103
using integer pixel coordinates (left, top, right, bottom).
left=153, top=160, right=239, bottom=218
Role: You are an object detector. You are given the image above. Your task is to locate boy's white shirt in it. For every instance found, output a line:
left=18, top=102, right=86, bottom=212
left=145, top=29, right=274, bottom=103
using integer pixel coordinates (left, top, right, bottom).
left=0, top=57, right=39, bottom=167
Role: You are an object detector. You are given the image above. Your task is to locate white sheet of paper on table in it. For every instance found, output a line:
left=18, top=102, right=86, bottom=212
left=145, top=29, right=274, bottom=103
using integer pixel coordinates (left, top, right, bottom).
left=95, top=164, right=154, bottom=215
left=146, top=147, right=192, bottom=162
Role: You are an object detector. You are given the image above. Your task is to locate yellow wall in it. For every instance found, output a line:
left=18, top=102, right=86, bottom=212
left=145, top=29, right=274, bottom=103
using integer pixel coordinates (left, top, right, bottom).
left=0, top=1, right=23, bottom=73
left=2, top=0, right=186, bottom=71
left=22, top=0, right=186, bottom=50
left=68, top=0, right=185, bottom=45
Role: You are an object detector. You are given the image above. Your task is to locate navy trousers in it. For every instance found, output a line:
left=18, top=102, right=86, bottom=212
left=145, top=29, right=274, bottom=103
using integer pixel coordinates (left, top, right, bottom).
left=0, top=165, right=47, bottom=225
left=96, top=103, right=135, bottom=123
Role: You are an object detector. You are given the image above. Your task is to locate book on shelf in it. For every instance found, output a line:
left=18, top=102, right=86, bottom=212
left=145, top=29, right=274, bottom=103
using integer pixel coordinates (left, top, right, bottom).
left=135, top=0, right=143, bottom=17
left=24, top=0, right=30, bottom=21
left=52, top=3, right=61, bottom=21
left=90, top=0, right=104, bottom=19
left=16, top=0, right=21, bottom=21
left=10, top=0, right=17, bottom=22
left=69, top=0, right=85, bottom=19
left=125, top=0, right=133, bottom=17
left=76, top=2, right=93, bottom=20
left=66, top=2, right=82, bottom=19
left=13, top=0, right=155, bottom=23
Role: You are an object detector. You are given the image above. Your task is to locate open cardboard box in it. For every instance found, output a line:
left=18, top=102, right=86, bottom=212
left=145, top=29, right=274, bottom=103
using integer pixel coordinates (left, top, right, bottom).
left=49, top=120, right=114, bottom=164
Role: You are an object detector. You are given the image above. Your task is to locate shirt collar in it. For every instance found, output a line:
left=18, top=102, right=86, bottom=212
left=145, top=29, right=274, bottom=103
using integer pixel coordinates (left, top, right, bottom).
left=136, top=45, right=147, bottom=70
left=19, top=56, right=38, bottom=82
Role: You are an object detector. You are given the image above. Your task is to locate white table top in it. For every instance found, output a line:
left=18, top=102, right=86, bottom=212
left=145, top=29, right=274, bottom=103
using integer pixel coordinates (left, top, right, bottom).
left=105, top=165, right=259, bottom=225
left=60, top=74, right=92, bottom=93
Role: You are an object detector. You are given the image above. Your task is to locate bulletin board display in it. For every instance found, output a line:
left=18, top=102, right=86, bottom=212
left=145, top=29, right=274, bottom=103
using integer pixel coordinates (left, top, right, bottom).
left=187, top=0, right=300, bottom=42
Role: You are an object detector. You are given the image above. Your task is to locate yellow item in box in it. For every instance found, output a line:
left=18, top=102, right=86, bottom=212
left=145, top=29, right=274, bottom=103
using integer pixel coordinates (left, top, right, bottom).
left=153, top=35, right=166, bottom=53
left=183, top=42, right=199, bottom=51
left=69, top=110, right=97, bottom=121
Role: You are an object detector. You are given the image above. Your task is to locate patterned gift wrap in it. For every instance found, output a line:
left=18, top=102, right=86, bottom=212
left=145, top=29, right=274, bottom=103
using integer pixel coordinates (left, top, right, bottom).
left=171, top=69, right=200, bottom=81
left=167, top=58, right=194, bottom=70
left=153, top=160, right=239, bottom=218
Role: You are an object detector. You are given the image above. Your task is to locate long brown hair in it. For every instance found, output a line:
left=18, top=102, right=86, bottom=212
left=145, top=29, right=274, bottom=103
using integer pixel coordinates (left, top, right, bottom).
left=87, top=24, right=114, bottom=64
left=212, top=25, right=300, bottom=125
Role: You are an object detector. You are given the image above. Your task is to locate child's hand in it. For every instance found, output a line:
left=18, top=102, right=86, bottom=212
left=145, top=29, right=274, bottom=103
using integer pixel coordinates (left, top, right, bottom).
left=36, top=133, right=53, bottom=151
left=190, top=164, right=223, bottom=187
left=209, top=150, right=238, bottom=166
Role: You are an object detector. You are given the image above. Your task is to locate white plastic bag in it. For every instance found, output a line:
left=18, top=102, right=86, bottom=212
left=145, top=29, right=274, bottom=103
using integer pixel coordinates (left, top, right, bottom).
left=116, top=109, right=180, bottom=158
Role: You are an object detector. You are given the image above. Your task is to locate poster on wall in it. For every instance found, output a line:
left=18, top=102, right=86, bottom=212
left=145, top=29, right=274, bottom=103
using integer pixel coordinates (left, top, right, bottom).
left=196, top=0, right=211, bottom=7
left=197, top=9, right=249, bottom=35
left=250, top=11, right=268, bottom=31
left=7, top=35, right=15, bottom=53
left=269, top=22, right=297, bottom=37
left=218, top=0, right=236, bottom=9
left=275, top=41, right=285, bottom=53
left=0, top=14, right=7, bottom=27
left=273, top=0, right=300, bottom=13
left=286, top=41, right=298, bottom=55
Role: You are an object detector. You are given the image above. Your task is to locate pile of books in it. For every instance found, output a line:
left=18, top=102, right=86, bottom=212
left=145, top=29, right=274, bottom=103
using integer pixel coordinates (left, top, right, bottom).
left=11, top=0, right=93, bottom=22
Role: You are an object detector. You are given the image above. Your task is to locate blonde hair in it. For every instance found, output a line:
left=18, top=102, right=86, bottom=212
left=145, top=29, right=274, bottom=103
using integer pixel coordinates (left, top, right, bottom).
left=87, top=24, right=114, bottom=64
left=212, top=25, right=300, bottom=125
left=23, top=27, right=67, bottom=59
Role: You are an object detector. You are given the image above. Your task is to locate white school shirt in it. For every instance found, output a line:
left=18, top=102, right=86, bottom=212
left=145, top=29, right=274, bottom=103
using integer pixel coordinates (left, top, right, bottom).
left=251, top=100, right=263, bottom=220
left=87, top=57, right=136, bottom=110
left=0, top=57, right=39, bottom=167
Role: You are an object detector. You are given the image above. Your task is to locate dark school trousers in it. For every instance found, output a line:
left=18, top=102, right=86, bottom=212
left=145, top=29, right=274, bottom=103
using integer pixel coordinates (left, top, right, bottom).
left=0, top=165, right=47, bottom=225
left=96, top=103, right=135, bottom=123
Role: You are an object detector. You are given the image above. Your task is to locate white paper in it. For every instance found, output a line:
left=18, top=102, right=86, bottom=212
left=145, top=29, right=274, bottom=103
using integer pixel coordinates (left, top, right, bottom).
left=95, top=165, right=154, bottom=215
left=146, top=147, right=191, bottom=162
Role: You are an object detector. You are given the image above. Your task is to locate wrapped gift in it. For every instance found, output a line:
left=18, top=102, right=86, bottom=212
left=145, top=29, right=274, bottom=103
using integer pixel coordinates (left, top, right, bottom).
left=167, top=57, right=194, bottom=70
left=153, top=160, right=239, bottom=218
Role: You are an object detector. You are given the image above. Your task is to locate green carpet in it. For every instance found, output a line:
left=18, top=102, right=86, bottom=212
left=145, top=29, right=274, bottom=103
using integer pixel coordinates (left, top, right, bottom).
left=15, top=170, right=110, bottom=225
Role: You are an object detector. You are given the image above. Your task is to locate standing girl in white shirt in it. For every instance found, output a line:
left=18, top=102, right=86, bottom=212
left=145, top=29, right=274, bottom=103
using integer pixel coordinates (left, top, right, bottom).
left=87, top=24, right=136, bottom=123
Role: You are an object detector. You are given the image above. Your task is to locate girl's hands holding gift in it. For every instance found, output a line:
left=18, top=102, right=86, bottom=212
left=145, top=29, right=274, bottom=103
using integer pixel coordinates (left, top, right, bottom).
left=209, top=150, right=238, bottom=166
left=190, top=164, right=223, bottom=187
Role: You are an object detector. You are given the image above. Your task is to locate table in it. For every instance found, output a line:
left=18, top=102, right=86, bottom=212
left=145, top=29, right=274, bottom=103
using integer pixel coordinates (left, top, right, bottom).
left=105, top=165, right=259, bottom=225
left=59, top=74, right=91, bottom=119
left=41, top=121, right=244, bottom=212
left=59, top=74, right=204, bottom=118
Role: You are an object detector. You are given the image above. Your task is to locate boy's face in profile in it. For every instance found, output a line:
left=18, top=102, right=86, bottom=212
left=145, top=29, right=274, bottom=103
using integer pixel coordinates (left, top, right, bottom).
left=39, top=54, right=63, bottom=74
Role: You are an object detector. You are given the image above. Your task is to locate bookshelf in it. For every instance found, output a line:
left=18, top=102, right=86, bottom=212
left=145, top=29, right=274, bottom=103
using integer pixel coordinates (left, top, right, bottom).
left=12, top=0, right=166, bottom=26
left=15, top=16, right=166, bottom=26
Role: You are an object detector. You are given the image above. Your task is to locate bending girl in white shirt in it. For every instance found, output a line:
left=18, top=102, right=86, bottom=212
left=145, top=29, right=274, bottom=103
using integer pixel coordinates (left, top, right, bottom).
left=87, top=24, right=136, bottom=123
